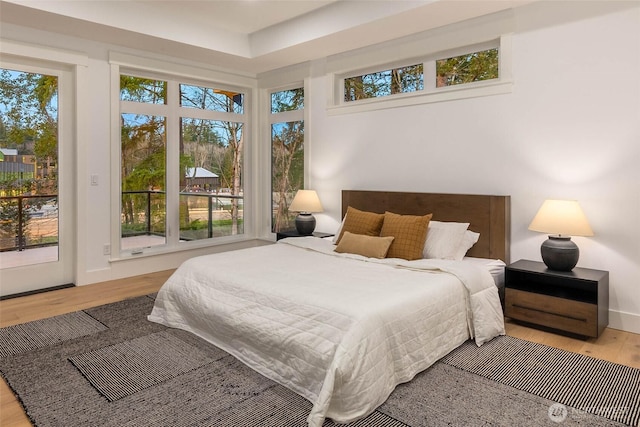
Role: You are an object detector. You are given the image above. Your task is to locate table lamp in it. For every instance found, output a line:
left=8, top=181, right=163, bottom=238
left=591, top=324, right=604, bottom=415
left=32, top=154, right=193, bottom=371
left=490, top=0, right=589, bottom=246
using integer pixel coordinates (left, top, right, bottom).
left=289, top=190, right=323, bottom=235
left=528, top=199, right=593, bottom=271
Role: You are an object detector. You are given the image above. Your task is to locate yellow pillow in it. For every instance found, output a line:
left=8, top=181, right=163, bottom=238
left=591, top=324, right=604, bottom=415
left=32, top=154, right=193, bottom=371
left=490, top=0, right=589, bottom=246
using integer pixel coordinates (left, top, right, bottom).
left=335, top=231, right=395, bottom=259
left=380, top=211, right=433, bottom=260
left=335, top=206, right=385, bottom=244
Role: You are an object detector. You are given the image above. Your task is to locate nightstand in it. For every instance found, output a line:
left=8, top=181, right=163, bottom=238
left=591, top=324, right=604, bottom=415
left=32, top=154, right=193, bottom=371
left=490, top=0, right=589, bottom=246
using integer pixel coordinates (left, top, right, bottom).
left=504, top=259, right=609, bottom=338
left=276, top=230, right=334, bottom=241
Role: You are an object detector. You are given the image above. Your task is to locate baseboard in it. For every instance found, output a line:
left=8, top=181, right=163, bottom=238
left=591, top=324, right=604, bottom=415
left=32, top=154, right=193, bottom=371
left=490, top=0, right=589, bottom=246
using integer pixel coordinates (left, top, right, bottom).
left=608, top=309, right=640, bottom=335
left=77, top=239, right=269, bottom=286
left=0, top=283, right=75, bottom=300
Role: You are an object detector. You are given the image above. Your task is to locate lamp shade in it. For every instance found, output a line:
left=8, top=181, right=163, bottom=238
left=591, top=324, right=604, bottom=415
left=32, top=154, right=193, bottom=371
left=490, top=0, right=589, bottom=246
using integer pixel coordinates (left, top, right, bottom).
left=528, top=199, right=593, bottom=271
left=528, top=199, right=593, bottom=237
left=289, top=190, right=323, bottom=213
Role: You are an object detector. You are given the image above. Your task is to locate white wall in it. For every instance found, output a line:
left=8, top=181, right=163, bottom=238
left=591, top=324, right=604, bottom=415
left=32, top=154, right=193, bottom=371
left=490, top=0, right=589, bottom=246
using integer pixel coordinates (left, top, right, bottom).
left=308, top=2, right=640, bottom=333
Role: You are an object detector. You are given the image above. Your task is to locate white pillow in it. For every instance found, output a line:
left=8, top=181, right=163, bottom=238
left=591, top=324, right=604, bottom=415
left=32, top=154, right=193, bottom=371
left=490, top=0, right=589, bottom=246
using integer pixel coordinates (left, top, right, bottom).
left=332, top=213, right=347, bottom=243
left=423, top=220, right=469, bottom=260
left=453, top=230, right=480, bottom=260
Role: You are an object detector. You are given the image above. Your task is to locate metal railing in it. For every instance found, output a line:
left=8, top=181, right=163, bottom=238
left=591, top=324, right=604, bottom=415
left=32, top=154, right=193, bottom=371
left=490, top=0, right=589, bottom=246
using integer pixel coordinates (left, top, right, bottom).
left=122, top=190, right=244, bottom=241
left=0, top=190, right=244, bottom=253
left=0, top=194, right=58, bottom=252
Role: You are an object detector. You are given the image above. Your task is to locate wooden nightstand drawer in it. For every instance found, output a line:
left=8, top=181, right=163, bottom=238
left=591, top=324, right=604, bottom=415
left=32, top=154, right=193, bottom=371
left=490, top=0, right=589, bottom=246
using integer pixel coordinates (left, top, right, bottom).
left=504, top=260, right=608, bottom=338
left=505, top=288, right=598, bottom=337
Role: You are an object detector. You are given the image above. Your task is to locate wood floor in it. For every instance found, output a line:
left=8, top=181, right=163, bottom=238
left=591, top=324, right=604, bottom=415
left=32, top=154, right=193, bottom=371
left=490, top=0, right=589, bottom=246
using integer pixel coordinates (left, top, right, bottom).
left=1, top=270, right=639, bottom=426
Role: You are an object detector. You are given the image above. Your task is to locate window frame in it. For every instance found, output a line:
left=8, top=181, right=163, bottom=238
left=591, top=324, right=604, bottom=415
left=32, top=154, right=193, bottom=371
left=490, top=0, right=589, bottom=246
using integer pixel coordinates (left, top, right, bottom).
left=267, top=84, right=306, bottom=234
left=109, top=53, right=255, bottom=260
left=328, top=35, right=512, bottom=115
left=0, top=39, right=87, bottom=291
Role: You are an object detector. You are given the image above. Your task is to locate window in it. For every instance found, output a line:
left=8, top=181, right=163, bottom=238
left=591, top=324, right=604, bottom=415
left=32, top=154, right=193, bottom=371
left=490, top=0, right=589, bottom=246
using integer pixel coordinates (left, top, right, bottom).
left=118, top=73, right=247, bottom=254
left=0, top=41, right=85, bottom=295
left=436, top=48, right=498, bottom=88
left=0, top=68, right=59, bottom=258
left=270, top=88, right=304, bottom=233
left=332, top=37, right=510, bottom=113
left=119, top=76, right=167, bottom=250
left=179, top=83, right=245, bottom=240
left=344, top=64, right=423, bottom=102
left=343, top=46, right=499, bottom=104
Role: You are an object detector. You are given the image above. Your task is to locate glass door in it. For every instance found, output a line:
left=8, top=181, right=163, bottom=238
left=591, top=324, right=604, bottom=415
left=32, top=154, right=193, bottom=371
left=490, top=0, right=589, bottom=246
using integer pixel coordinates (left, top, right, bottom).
left=0, top=63, right=74, bottom=297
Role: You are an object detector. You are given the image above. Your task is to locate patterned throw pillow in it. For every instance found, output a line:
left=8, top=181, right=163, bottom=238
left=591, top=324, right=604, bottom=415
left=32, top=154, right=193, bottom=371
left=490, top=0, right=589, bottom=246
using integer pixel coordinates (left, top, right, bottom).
left=335, top=206, right=385, bottom=244
left=381, top=211, right=433, bottom=260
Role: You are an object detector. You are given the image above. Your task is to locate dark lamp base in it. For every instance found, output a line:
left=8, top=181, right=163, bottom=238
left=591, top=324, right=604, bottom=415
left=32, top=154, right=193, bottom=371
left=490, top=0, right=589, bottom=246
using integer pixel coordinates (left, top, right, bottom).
left=541, top=235, right=579, bottom=271
left=295, top=213, right=316, bottom=235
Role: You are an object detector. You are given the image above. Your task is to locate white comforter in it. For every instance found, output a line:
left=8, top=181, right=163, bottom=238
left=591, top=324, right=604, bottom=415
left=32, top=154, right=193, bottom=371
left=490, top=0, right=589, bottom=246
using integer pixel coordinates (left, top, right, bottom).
left=148, top=237, right=504, bottom=426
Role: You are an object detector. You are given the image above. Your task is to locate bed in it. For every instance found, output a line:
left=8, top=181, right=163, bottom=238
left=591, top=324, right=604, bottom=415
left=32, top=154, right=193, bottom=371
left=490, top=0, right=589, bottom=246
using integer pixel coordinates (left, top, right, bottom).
left=149, top=190, right=511, bottom=426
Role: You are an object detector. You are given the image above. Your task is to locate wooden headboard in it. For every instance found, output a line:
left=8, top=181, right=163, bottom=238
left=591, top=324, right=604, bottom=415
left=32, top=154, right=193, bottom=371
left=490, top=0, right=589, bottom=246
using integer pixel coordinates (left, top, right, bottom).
left=342, top=190, right=511, bottom=263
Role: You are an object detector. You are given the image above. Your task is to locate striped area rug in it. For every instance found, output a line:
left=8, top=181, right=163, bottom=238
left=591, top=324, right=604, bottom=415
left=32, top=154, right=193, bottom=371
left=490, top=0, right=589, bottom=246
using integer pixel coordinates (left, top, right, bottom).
left=0, top=297, right=634, bottom=427
left=69, top=330, right=215, bottom=401
left=442, top=335, right=640, bottom=426
left=0, top=311, right=107, bottom=358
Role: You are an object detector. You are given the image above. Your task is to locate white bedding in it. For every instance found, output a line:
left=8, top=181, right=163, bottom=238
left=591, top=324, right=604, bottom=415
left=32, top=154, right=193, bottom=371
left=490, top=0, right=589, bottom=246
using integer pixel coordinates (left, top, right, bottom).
left=148, top=237, right=505, bottom=426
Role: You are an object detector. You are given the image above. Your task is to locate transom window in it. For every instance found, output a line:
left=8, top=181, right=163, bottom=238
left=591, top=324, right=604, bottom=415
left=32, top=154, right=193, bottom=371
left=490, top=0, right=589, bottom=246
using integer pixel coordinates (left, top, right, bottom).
left=332, top=37, right=510, bottom=114
left=343, top=46, right=498, bottom=103
left=436, top=48, right=499, bottom=88
left=344, top=64, right=424, bottom=102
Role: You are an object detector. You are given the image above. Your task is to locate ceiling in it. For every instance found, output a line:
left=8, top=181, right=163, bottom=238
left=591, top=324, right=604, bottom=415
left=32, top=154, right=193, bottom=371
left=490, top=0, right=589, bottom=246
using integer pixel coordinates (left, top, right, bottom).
left=0, top=0, right=533, bottom=75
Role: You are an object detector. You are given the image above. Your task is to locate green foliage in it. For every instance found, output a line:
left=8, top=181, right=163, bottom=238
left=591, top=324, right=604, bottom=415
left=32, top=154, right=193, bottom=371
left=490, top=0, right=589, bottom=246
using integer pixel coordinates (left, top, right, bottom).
left=343, top=48, right=498, bottom=101
left=119, top=76, right=246, bottom=240
left=186, top=218, right=205, bottom=230
left=178, top=217, right=244, bottom=241
left=120, top=75, right=166, bottom=104
left=345, top=64, right=424, bottom=101
left=0, top=176, right=33, bottom=196
left=182, top=119, right=222, bottom=146
left=0, top=198, right=26, bottom=237
left=121, top=115, right=166, bottom=191
left=0, top=68, right=58, bottom=168
left=271, top=88, right=304, bottom=113
left=34, top=124, right=57, bottom=165
left=271, top=120, right=304, bottom=232
left=34, top=76, right=58, bottom=113
left=272, top=121, right=304, bottom=190
left=124, top=150, right=166, bottom=191
left=436, top=48, right=499, bottom=87
left=270, top=87, right=305, bottom=232
left=0, top=68, right=59, bottom=248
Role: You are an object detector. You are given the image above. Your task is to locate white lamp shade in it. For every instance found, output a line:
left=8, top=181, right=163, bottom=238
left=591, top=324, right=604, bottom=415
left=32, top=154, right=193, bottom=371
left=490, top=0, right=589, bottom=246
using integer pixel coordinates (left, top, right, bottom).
left=528, top=199, right=594, bottom=237
left=289, top=190, right=323, bottom=213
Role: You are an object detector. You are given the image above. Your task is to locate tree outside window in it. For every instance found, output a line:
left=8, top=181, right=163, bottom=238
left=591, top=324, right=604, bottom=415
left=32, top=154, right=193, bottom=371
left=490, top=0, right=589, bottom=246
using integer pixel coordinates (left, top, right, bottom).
left=271, top=88, right=304, bottom=232
left=119, top=75, right=246, bottom=251
left=345, top=64, right=423, bottom=102
left=341, top=45, right=500, bottom=104
left=0, top=68, right=59, bottom=252
left=179, top=83, right=244, bottom=239
left=436, top=48, right=499, bottom=87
